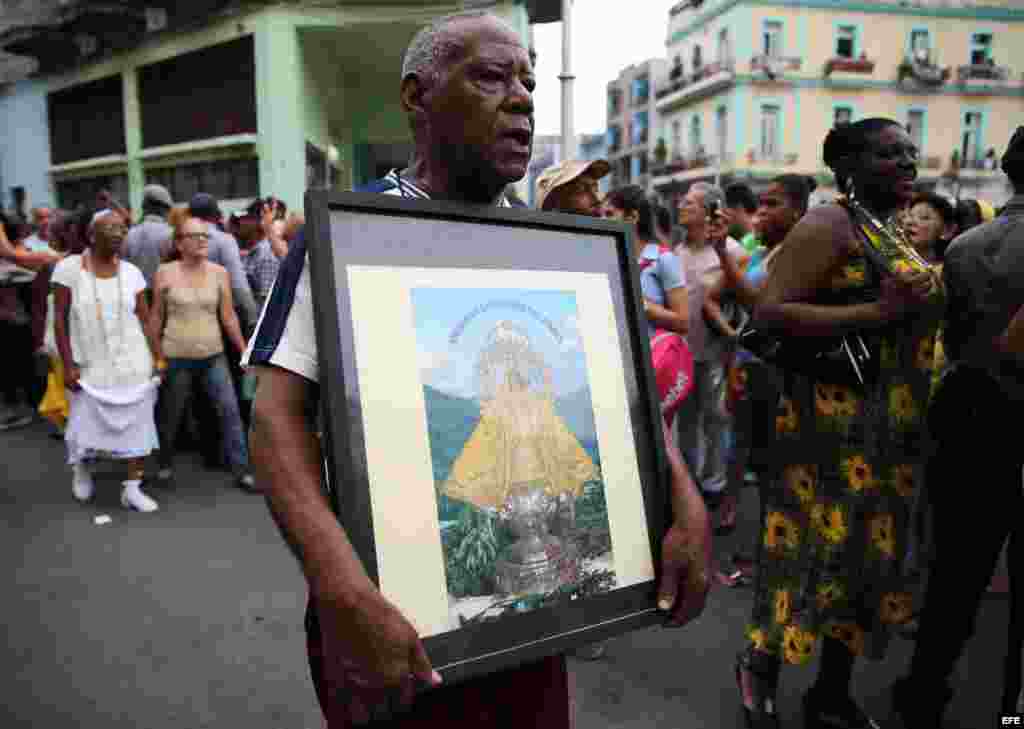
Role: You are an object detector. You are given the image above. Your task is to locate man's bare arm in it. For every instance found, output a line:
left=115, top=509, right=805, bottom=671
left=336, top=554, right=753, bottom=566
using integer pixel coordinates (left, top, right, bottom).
left=249, top=365, right=376, bottom=604
left=248, top=364, right=439, bottom=692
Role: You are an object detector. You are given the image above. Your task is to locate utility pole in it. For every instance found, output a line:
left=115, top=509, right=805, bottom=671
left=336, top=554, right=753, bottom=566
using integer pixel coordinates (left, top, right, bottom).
left=559, top=0, right=576, bottom=161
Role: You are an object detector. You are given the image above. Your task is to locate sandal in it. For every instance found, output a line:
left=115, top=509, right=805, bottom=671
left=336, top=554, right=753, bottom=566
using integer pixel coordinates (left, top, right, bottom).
left=735, top=647, right=781, bottom=728
left=717, top=567, right=754, bottom=589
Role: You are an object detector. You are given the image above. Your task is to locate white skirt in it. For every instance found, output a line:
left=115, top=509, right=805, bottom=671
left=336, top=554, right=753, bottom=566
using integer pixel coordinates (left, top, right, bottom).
left=65, top=379, right=160, bottom=465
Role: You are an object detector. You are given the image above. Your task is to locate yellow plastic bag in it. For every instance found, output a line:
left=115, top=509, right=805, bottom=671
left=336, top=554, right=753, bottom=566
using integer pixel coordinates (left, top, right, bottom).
left=38, top=357, right=69, bottom=429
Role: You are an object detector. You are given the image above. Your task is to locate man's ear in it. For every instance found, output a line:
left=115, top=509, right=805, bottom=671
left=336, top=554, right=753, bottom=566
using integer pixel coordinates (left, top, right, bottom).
left=400, top=74, right=428, bottom=119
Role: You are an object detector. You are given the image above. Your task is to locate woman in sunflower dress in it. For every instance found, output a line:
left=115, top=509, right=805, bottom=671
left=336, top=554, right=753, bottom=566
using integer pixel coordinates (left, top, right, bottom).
left=734, top=119, right=944, bottom=729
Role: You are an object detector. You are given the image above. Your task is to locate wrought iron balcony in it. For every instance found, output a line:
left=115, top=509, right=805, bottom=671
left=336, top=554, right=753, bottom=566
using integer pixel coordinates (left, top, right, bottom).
left=655, top=58, right=735, bottom=112
left=751, top=55, right=802, bottom=79
left=957, top=62, right=1010, bottom=82
left=824, top=55, right=876, bottom=77
left=745, top=150, right=799, bottom=166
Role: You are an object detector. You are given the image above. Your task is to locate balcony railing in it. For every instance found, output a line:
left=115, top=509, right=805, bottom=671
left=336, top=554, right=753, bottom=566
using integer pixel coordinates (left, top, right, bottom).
left=960, top=156, right=999, bottom=171
left=824, top=55, right=876, bottom=77
left=956, top=63, right=1011, bottom=83
left=746, top=150, right=800, bottom=166
left=651, top=153, right=729, bottom=177
left=655, top=59, right=736, bottom=110
left=751, top=55, right=803, bottom=77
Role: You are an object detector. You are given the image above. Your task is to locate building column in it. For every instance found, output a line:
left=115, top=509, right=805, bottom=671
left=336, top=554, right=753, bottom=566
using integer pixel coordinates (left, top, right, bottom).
left=122, top=67, right=144, bottom=216
left=559, top=0, right=576, bottom=161
left=255, top=10, right=306, bottom=212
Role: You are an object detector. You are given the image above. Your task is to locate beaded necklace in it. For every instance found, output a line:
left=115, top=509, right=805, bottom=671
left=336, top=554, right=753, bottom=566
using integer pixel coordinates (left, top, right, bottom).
left=84, top=250, right=125, bottom=362
left=840, top=194, right=943, bottom=298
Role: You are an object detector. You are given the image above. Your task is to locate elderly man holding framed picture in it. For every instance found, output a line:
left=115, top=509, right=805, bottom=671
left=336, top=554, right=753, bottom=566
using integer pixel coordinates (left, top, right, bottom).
left=244, top=11, right=711, bottom=728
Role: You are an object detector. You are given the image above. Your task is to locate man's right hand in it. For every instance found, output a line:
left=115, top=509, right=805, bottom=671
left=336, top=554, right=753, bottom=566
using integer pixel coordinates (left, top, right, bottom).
left=319, top=589, right=441, bottom=706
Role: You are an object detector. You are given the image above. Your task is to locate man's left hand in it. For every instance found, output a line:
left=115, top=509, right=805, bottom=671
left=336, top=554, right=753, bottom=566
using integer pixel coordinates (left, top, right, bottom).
left=657, top=507, right=712, bottom=628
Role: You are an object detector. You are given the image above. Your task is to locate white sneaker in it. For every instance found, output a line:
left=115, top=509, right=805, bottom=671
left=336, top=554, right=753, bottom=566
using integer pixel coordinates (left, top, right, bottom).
left=121, top=483, right=159, bottom=513
left=72, top=466, right=95, bottom=503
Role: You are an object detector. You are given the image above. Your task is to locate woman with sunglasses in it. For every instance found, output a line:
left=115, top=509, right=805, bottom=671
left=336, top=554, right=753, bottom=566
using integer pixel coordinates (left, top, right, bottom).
left=53, top=209, right=162, bottom=511
left=150, top=215, right=253, bottom=491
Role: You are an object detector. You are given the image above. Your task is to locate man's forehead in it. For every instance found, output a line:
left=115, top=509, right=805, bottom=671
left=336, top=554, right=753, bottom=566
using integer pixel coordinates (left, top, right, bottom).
left=456, top=19, right=529, bottom=62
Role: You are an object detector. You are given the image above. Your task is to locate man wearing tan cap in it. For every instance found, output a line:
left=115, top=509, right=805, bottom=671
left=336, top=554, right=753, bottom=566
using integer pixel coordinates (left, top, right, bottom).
left=536, top=157, right=713, bottom=665
left=534, top=159, right=609, bottom=215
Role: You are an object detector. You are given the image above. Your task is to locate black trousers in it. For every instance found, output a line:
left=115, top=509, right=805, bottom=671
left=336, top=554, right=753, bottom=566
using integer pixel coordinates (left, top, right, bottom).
left=0, top=319, right=44, bottom=408
left=908, top=366, right=1024, bottom=714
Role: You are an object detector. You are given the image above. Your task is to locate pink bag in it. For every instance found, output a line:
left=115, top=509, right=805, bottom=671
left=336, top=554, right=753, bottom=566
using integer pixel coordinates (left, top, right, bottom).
left=649, top=329, right=693, bottom=428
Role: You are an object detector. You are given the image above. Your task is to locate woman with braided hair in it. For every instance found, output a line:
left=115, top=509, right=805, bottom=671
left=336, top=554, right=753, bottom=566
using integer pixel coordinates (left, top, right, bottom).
left=732, top=119, right=943, bottom=728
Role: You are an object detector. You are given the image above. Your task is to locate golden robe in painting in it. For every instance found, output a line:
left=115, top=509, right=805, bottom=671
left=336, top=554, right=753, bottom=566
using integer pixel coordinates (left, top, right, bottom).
left=442, top=383, right=599, bottom=511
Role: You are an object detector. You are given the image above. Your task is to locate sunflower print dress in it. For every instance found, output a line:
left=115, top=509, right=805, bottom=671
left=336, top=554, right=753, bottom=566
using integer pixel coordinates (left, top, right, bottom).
left=747, top=234, right=941, bottom=667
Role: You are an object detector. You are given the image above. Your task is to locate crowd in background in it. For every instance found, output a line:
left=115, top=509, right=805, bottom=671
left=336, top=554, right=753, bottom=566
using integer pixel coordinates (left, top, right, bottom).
left=532, top=119, right=1023, bottom=727
left=0, top=187, right=303, bottom=510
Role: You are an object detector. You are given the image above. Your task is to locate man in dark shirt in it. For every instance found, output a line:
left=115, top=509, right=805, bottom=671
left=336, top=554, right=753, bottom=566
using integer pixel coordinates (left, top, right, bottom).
left=893, top=127, right=1024, bottom=727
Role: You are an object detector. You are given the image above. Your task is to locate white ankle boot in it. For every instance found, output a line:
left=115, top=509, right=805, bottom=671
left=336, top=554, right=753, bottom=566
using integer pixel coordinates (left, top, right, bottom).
left=121, top=480, right=159, bottom=513
left=72, top=464, right=95, bottom=502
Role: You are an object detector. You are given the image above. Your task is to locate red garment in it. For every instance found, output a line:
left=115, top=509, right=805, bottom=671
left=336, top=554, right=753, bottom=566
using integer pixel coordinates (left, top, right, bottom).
left=638, top=247, right=694, bottom=428
left=305, top=599, right=572, bottom=728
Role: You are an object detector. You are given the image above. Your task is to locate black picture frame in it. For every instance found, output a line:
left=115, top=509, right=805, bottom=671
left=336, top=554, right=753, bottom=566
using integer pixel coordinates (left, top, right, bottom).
left=305, top=189, right=671, bottom=685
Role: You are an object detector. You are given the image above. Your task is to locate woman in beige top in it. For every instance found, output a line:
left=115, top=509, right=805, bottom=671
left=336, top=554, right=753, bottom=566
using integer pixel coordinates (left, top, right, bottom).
left=150, top=215, right=253, bottom=490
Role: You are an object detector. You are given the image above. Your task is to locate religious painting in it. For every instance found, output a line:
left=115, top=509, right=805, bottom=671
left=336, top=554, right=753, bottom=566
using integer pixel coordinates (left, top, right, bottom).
left=409, top=288, right=615, bottom=629
left=306, top=191, right=669, bottom=683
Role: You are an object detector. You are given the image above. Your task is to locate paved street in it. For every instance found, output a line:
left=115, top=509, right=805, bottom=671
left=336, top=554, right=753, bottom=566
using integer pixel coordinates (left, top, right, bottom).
left=2, top=419, right=1003, bottom=728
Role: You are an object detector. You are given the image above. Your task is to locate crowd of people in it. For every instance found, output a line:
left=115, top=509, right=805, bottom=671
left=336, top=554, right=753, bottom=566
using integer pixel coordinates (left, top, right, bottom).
left=1, top=8, right=1022, bottom=729
left=0, top=187, right=302, bottom=510
left=534, top=119, right=1022, bottom=728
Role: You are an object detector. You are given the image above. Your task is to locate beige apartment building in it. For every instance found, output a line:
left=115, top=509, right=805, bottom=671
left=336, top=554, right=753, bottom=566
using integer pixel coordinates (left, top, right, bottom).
left=649, top=0, right=1024, bottom=206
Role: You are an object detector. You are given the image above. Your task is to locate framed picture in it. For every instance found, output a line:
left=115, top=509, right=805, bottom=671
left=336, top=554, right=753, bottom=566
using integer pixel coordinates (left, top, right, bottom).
left=305, top=190, right=670, bottom=685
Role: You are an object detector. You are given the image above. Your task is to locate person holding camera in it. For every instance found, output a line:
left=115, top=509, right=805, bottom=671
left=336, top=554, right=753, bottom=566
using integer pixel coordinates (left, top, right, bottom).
left=674, top=183, right=749, bottom=514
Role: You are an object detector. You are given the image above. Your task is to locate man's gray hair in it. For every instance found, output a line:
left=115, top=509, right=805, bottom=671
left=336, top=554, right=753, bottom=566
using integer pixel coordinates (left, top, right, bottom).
left=690, top=181, right=724, bottom=208
left=401, top=10, right=499, bottom=87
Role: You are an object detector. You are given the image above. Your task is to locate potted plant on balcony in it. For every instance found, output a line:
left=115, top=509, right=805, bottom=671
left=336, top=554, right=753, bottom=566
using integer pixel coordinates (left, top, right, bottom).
left=653, top=137, right=668, bottom=167
left=669, top=56, right=683, bottom=81
left=824, top=52, right=875, bottom=77
left=898, top=50, right=950, bottom=86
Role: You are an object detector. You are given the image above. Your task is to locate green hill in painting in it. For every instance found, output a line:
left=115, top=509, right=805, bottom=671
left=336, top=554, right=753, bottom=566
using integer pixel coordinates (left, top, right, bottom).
left=423, top=386, right=482, bottom=522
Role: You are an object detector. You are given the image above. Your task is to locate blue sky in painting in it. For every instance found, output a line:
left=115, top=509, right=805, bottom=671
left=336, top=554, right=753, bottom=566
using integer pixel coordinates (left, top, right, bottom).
left=410, top=288, right=590, bottom=400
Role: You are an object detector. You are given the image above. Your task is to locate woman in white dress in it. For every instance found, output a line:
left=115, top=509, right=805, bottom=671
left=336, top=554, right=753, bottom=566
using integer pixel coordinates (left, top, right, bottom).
left=52, top=209, right=164, bottom=512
